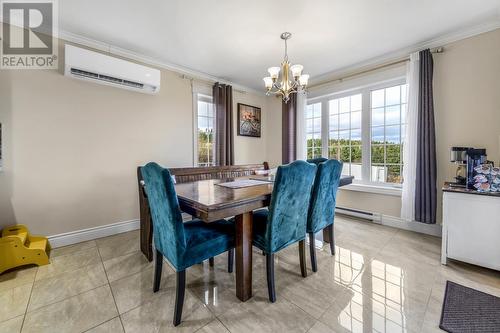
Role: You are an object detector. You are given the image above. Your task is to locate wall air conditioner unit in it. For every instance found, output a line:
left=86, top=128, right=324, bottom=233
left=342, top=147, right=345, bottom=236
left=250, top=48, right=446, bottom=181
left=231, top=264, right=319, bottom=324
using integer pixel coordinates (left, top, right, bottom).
left=64, top=44, right=161, bottom=94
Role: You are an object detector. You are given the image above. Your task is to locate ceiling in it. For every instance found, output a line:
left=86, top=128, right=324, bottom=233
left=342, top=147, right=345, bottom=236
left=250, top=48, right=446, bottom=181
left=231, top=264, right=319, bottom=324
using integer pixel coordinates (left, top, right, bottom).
left=59, top=0, right=500, bottom=91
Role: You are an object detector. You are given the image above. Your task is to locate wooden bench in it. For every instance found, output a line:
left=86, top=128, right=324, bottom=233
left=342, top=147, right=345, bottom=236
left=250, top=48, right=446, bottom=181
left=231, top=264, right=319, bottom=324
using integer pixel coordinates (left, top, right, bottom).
left=137, top=162, right=269, bottom=261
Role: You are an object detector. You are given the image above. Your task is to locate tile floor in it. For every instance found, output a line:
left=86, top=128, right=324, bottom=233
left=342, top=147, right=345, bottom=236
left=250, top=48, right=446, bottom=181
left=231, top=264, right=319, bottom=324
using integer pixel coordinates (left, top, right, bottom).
left=1, top=216, right=499, bottom=333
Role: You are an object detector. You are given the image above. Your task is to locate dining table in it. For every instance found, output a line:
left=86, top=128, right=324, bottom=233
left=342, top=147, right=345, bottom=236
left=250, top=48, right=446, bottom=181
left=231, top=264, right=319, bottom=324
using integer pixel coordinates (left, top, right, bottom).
left=174, top=174, right=354, bottom=302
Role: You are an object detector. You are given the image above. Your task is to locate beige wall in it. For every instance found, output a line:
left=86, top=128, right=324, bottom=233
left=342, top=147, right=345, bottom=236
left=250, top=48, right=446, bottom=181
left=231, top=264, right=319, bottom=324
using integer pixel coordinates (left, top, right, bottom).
left=0, top=71, right=14, bottom=225
left=336, top=191, right=402, bottom=217
left=433, top=28, right=500, bottom=221
left=0, top=39, right=280, bottom=235
left=331, top=28, right=500, bottom=222
left=232, top=92, right=281, bottom=166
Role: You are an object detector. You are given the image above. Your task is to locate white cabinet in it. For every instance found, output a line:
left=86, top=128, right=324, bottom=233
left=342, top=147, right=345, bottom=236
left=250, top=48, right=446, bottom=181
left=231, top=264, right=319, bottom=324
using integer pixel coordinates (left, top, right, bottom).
left=442, top=191, right=500, bottom=271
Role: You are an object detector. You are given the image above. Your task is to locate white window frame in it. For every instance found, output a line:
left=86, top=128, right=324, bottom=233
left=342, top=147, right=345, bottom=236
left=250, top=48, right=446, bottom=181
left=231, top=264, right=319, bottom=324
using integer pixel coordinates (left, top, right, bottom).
left=193, top=92, right=216, bottom=167
left=306, top=77, right=406, bottom=189
left=305, top=102, right=323, bottom=159
left=326, top=93, right=363, bottom=179
left=369, top=83, right=407, bottom=185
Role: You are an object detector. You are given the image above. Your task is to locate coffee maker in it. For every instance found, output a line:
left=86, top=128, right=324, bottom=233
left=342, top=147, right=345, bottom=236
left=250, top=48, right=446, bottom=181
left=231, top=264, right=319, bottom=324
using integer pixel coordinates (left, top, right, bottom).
left=449, top=147, right=468, bottom=187
left=466, top=148, right=489, bottom=190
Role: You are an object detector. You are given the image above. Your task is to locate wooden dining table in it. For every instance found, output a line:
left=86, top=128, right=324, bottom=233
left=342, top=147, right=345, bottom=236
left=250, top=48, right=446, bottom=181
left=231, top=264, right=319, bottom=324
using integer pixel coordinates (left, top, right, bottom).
left=174, top=175, right=354, bottom=302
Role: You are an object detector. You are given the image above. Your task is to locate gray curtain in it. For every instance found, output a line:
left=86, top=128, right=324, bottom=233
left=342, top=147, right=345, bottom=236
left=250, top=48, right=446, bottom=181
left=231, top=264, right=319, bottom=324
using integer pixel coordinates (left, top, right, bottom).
left=282, top=94, right=297, bottom=164
left=415, top=49, right=437, bottom=224
left=213, top=83, right=234, bottom=166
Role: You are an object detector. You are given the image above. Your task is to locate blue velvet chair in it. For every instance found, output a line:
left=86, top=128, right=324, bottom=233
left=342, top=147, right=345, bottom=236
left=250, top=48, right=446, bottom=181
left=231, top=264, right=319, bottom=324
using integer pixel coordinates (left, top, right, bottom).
left=140, top=162, right=235, bottom=326
left=250, top=160, right=317, bottom=302
left=306, top=157, right=328, bottom=165
left=306, top=159, right=343, bottom=272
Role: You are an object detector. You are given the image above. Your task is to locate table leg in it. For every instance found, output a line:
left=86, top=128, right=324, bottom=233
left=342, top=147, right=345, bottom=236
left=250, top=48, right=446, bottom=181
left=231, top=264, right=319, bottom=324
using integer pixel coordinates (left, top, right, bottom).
left=235, top=211, right=253, bottom=301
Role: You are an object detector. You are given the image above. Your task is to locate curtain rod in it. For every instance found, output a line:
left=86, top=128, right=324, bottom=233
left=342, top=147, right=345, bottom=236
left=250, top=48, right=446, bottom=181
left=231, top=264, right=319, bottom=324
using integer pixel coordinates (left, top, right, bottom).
left=310, top=47, right=444, bottom=88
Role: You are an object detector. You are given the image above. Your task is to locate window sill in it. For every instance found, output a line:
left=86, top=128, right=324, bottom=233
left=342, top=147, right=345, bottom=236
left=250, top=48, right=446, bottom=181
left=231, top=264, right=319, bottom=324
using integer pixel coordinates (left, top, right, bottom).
left=340, top=183, right=402, bottom=197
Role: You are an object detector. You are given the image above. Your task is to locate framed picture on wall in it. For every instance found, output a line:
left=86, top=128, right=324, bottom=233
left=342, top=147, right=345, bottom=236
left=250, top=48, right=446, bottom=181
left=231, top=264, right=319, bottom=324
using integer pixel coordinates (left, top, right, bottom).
left=237, top=103, right=261, bottom=138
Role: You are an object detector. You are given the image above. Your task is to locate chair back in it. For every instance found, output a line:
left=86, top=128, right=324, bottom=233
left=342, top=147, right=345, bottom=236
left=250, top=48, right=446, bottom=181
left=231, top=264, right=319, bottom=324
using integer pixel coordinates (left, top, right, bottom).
left=307, top=157, right=328, bottom=165
left=307, top=159, right=343, bottom=233
left=140, top=162, right=186, bottom=269
left=265, top=160, right=317, bottom=253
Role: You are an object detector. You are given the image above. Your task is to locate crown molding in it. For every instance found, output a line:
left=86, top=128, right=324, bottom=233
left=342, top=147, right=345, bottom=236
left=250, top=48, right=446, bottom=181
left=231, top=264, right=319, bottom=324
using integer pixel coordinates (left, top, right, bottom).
left=310, top=17, right=500, bottom=87
left=58, top=30, right=263, bottom=95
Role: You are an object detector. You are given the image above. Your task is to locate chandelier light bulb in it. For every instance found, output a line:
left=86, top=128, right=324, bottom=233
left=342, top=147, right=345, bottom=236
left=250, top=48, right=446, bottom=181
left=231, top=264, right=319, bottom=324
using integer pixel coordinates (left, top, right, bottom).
left=290, top=64, right=303, bottom=78
left=299, top=74, right=309, bottom=86
left=263, top=77, right=273, bottom=89
left=267, top=67, right=280, bottom=80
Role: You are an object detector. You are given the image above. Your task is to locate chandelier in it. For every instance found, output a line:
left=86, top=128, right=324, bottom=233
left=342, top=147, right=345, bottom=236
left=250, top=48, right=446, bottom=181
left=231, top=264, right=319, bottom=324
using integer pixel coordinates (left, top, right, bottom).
left=263, top=32, right=309, bottom=103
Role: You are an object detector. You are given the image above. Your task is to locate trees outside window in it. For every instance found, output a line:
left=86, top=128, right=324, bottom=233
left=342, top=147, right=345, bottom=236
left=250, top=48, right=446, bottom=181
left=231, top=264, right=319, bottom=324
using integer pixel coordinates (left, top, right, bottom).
left=197, top=95, right=215, bottom=167
left=306, top=81, right=407, bottom=185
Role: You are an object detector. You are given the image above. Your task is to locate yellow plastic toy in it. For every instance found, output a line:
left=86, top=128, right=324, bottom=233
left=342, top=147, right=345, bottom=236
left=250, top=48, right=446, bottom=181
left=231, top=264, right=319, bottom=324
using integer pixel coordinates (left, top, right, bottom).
left=0, top=224, right=51, bottom=274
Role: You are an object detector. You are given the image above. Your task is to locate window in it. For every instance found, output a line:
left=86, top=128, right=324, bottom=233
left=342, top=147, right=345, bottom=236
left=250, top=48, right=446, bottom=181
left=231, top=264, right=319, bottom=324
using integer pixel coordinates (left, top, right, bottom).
left=196, top=95, right=215, bottom=167
left=306, top=102, right=322, bottom=159
left=305, top=80, right=407, bottom=185
left=328, top=94, right=362, bottom=179
left=370, top=85, right=407, bottom=183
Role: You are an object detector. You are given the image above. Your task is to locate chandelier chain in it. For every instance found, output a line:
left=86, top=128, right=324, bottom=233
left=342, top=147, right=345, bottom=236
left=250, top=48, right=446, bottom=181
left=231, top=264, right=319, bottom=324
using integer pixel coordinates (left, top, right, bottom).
left=284, top=38, right=288, bottom=61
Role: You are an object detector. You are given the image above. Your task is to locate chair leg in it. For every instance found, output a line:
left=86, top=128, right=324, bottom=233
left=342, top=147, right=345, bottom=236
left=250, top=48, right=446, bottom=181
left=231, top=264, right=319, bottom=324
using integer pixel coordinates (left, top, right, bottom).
left=153, top=249, right=162, bottom=292
left=309, top=233, right=318, bottom=273
left=228, top=249, right=234, bottom=273
left=173, top=270, right=186, bottom=327
left=327, top=224, right=335, bottom=255
left=209, top=257, right=214, bottom=267
left=266, top=253, right=276, bottom=303
left=299, top=240, right=307, bottom=278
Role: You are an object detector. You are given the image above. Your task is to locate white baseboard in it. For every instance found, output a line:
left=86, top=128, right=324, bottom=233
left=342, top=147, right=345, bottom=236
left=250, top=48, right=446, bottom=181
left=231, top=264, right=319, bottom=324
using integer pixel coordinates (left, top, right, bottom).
left=48, top=219, right=140, bottom=248
left=380, top=215, right=442, bottom=237
left=337, top=209, right=442, bottom=237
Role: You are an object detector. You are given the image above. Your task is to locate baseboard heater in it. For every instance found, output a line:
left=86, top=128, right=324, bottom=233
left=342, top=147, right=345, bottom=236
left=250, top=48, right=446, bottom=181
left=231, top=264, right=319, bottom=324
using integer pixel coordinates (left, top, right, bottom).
left=335, top=206, right=382, bottom=222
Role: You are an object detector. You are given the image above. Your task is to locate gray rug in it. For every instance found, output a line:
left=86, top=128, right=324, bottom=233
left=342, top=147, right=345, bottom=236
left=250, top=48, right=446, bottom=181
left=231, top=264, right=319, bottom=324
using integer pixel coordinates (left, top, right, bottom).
left=440, top=281, right=500, bottom=333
